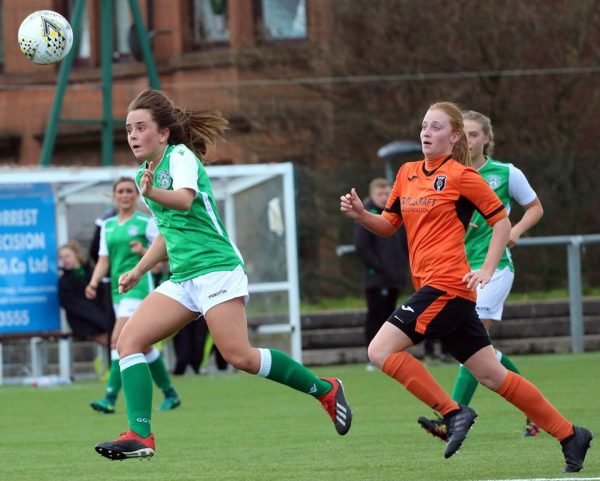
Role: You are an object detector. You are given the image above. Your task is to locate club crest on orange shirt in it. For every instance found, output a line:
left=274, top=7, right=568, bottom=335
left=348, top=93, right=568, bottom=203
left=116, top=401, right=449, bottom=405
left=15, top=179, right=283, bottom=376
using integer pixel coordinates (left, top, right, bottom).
left=433, top=175, right=447, bottom=192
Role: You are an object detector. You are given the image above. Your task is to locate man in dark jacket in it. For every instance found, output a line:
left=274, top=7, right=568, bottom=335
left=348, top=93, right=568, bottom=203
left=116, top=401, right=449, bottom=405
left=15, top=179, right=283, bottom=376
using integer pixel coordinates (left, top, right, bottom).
left=354, top=178, right=408, bottom=367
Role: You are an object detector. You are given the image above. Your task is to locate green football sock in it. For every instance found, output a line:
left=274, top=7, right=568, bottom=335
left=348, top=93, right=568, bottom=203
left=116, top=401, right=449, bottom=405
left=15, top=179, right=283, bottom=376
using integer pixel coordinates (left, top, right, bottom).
left=257, top=348, right=332, bottom=398
left=498, top=350, right=520, bottom=374
left=120, top=353, right=153, bottom=438
left=451, top=364, right=478, bottom=405
left=146, top=349, right=175, bottom=394
left=105, top=359, right=122, bottom=402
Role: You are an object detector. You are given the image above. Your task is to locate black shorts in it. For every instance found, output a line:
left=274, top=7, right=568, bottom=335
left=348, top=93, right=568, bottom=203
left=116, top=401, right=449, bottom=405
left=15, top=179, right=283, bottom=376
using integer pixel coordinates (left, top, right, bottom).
left=387, top=286, right=491, bottom=364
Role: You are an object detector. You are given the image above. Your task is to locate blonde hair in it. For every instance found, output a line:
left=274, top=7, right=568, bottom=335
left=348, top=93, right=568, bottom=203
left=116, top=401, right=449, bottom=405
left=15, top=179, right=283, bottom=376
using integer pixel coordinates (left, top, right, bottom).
left=462, top=110, right=495, bottom=156
left=128, top=89, right=229, bottom=159
left=428, top=101, right=471, bottom=167
left=59, top=240, right=87, bottom=266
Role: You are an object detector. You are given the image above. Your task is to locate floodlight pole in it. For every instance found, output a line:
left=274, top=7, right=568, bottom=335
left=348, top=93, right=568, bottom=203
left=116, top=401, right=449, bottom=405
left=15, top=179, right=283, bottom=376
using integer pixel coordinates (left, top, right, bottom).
left=100, top=0, right=114, bottom=167
left=128, top=0, right=161, bottom=89
left=39, top=0, right=161, bottom=166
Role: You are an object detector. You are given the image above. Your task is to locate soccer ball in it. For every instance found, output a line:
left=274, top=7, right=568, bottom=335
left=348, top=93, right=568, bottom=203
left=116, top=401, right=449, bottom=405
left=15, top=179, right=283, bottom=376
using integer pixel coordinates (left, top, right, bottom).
left=18, top=10, right=73, bottom=65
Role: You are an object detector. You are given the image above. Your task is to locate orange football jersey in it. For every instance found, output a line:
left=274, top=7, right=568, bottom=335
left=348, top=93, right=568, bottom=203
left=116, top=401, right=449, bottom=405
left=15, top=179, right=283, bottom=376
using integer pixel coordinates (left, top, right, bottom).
left=382, top=155, right=506, bottom=301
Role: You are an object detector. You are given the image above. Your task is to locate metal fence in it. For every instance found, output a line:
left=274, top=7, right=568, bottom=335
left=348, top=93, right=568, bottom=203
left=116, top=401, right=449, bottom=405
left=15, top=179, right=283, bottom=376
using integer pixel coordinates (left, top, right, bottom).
left=517, top=234, right=600, bottom=352
left=337, top=233, right=600, bottom=353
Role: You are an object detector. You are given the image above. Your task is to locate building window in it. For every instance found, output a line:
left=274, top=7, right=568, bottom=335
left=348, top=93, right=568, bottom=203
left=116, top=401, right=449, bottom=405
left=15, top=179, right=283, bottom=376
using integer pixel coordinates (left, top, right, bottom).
left=0, top=134, right=21, bottom=165
left=113, top=0, right=132, bottom=60
left=0, top=0, right=4, bottom=72
left=191, top=0, right=229, bottom=47
left=261, top=0, right=306, bottom=40
left=64, top=0, right=92, bottom=62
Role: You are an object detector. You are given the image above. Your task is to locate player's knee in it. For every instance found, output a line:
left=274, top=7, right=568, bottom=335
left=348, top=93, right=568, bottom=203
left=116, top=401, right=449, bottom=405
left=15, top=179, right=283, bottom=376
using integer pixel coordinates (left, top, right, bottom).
left=116, top=336, right=143, bottom=358
left=222, top=349, right=255, bottom=373
left=367, top=342, right=386, bottom=368
left=473, top=371, right=503, bottom=391
left=115, top=338, right=127, bottom=357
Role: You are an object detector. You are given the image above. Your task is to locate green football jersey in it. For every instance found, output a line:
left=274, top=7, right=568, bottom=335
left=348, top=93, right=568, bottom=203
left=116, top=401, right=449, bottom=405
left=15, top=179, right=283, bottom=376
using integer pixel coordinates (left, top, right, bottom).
left=135, top=144, right=244, bottom=282
left=100, top=212, right=157, bottom=301
left=465, top=158, right=537, bottom=271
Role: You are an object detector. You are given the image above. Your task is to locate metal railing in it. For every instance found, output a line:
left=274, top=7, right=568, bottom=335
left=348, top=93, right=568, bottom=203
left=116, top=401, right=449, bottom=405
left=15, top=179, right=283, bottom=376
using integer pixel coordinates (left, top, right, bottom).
left=337, top=233, right=600, bottom=353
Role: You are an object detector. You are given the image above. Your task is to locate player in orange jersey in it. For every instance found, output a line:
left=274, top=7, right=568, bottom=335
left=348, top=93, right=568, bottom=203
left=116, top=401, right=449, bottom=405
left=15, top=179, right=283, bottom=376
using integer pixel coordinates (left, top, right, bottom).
left=340, top=101, right=592, bottom=472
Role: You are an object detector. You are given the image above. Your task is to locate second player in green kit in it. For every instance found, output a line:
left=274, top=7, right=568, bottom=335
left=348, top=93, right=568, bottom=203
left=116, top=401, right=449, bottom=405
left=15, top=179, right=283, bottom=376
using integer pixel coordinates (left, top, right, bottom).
left=86, top=177, right=181, bottom=414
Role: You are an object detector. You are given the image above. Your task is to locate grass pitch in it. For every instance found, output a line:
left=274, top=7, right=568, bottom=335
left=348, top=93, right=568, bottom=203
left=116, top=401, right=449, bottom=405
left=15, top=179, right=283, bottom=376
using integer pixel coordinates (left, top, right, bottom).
left=1, top=353, right=597, bottom=481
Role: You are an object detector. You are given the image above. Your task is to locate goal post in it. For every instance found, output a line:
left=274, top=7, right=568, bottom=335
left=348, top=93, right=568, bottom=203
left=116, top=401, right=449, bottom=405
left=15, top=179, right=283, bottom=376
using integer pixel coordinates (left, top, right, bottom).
left=0, top=162, right=302, bottom=382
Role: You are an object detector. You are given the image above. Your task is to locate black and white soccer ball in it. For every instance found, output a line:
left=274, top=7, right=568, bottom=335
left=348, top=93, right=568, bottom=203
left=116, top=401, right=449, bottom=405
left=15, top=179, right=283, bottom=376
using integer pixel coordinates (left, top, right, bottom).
left=18, top=10, right=73, bottom=65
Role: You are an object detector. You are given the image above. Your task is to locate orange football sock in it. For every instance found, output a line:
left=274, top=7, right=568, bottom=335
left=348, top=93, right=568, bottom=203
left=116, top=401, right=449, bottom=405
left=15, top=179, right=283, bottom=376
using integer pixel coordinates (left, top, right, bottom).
left=382, top=351, right=459, bottom=416
left=496, top=371, right=574, bottom=441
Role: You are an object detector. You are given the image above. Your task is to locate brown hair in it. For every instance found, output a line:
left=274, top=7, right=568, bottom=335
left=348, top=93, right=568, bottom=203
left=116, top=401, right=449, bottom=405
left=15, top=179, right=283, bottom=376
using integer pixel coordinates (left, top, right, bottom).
left=462, top=110, right=495, bottom=156
left=112, top=176, right=137, bottom=194
left=59, top=240, right=87, bottom=266
left=428, top=101, right=471, bottom=167
left=128, top=89, right=229, bottom=158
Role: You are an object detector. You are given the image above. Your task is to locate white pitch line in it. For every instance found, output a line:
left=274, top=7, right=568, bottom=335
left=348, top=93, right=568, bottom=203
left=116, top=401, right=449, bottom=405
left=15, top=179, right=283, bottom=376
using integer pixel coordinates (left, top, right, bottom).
left=478, top=478, right=600, bottom=481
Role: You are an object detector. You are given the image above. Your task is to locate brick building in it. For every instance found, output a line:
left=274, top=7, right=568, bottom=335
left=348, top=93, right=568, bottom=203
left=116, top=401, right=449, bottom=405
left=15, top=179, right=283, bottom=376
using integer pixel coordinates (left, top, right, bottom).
left=0, top=0, right=333, bottom=166
left=4, top=2, right=597, bottom=300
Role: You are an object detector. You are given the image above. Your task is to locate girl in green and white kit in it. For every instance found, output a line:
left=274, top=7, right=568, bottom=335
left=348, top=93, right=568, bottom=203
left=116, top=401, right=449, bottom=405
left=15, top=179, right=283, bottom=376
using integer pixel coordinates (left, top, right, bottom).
left=95, top=89, right=352, bottom=461
left=86, top=177, right=181, bottom=414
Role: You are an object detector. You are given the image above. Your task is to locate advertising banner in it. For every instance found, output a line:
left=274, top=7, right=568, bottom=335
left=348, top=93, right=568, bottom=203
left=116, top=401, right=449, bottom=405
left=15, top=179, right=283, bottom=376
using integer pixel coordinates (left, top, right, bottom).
left=0, top=183, right=60, bottom=334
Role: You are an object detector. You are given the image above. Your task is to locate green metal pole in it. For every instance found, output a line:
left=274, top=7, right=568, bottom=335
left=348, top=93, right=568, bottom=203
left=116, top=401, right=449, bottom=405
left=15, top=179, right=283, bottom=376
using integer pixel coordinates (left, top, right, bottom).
left=128, top=0, right=161, bottom=89
left=100, top=0, right=114, bottom=166
left=39, top=0, right=85, bottom=166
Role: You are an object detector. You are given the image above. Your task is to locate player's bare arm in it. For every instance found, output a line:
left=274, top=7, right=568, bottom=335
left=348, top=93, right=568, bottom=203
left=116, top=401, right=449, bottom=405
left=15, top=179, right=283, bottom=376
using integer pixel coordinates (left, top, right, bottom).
left=85, top=255, right=109, bottom=299
left=129, top=240, right=147, bottom=257
left=463, top=217, right=510, bottom=290
left=147, top=187, right=195, bottom=211
left=340, top=188, right=397, bottom=237
left=508, top=198, right=543, bottom=247
left=119, top=234, right=167, bottom=293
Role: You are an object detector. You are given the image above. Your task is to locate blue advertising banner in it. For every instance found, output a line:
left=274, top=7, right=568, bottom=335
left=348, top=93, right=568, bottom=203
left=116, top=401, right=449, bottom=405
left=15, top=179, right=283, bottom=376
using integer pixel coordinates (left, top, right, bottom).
left=0, top=183, right=60, bottom=334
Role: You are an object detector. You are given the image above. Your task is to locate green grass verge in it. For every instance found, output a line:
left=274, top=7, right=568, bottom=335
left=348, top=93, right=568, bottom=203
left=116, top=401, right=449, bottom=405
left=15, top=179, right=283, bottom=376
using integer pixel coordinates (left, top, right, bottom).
left=1, top=353, right=598, bottom=480
left=301, top=288, right=600, bottom=312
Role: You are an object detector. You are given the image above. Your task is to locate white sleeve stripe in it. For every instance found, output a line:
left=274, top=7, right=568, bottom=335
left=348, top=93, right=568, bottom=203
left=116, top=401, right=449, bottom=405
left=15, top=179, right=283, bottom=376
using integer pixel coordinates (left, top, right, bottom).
left=145, top=217, right=159, bottom=243
left=98, top=222, right=109, bottom=256
left=200, top=191, right=224, bottom=236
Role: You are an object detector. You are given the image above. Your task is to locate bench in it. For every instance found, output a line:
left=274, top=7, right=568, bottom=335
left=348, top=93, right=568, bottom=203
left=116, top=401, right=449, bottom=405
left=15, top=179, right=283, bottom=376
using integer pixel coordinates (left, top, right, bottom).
left=0, top=331, right=73, bottom=385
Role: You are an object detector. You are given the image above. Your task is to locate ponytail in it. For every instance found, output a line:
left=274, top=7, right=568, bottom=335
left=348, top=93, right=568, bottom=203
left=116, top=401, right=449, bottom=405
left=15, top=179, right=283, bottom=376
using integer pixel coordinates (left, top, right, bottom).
left=452, top=135, right=471, bottom=167
left=173, top=108, right=229, bottom=157
left=129, top=89, right=229, bottom=159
